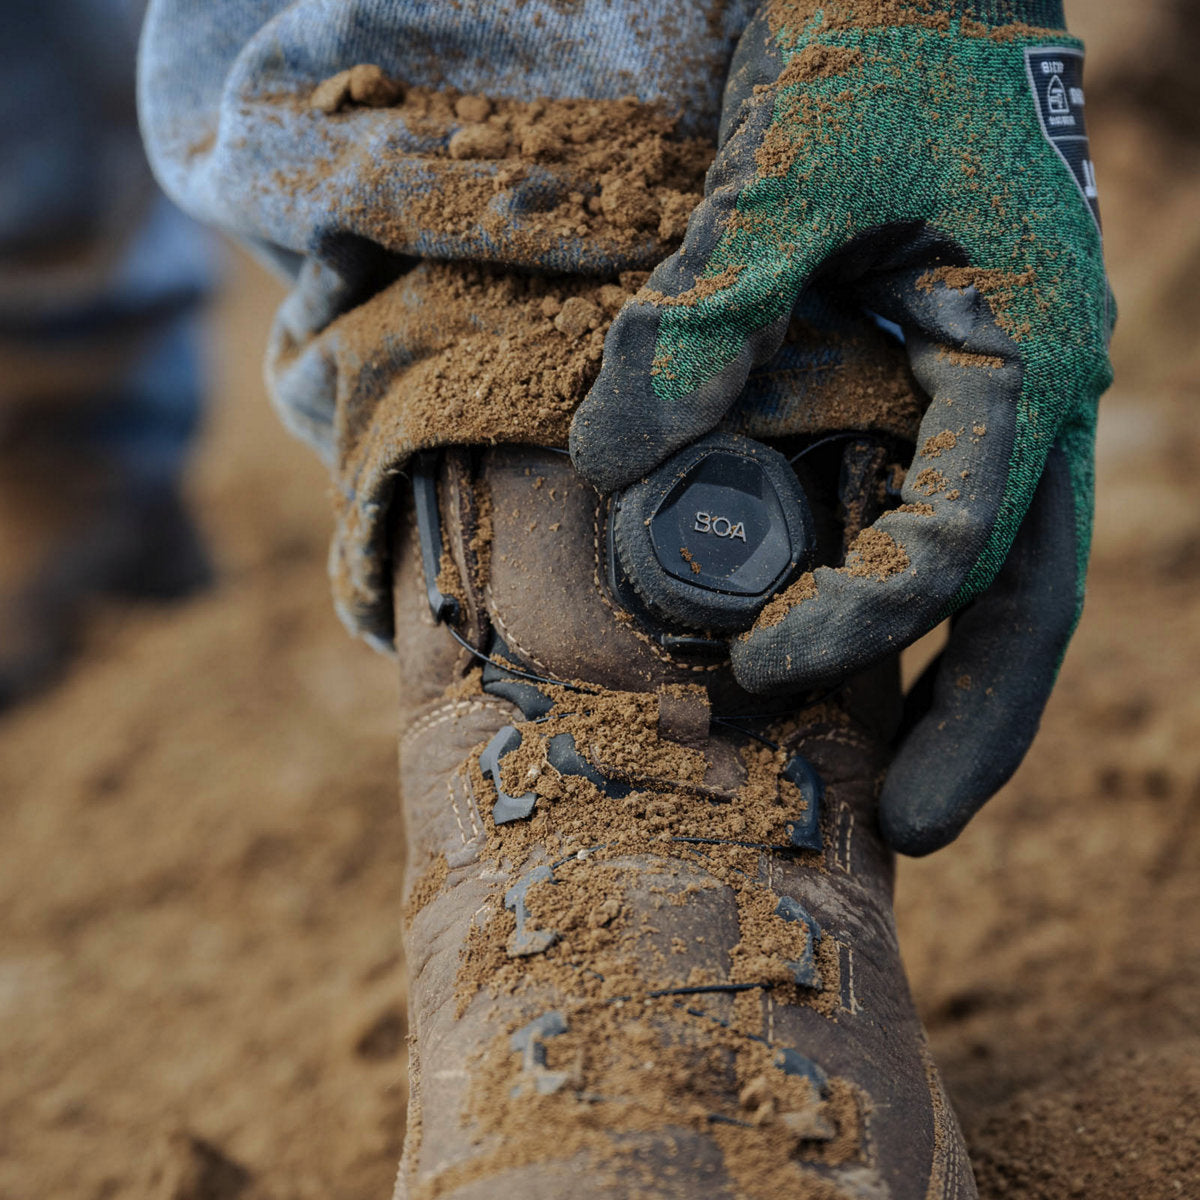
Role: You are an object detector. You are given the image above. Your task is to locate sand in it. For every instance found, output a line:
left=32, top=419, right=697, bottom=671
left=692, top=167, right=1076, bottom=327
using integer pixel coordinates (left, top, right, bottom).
left=2, top=3, right=1199, bottom=1197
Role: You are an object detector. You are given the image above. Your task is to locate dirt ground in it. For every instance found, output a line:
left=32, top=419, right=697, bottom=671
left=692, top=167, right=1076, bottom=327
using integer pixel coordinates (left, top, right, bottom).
left=2, top=3, right=1199, bottom=1198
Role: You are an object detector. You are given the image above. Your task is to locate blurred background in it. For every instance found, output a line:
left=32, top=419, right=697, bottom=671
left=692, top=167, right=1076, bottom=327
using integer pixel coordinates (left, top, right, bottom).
left=1, top=2, right=1197, bottom=1197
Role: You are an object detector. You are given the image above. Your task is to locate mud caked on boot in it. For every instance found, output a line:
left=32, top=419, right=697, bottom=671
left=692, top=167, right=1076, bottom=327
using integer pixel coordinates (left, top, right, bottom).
left=391, top=435, right=977, bottom=1200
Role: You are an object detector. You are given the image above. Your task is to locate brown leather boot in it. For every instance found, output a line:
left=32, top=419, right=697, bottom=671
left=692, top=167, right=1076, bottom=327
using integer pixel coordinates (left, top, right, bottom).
left=392, top=446, right=976, bottom=1200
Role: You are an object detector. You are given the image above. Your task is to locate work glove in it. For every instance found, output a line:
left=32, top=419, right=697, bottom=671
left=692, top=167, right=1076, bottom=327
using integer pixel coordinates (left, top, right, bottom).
left=570, top=1, right=1114, bottom=855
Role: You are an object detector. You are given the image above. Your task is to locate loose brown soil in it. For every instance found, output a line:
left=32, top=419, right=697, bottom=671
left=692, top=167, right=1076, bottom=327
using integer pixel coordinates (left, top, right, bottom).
left=2, top=4, right=1199, bottom=1199
left=840, top=527, right=911, bottom=579
left=293, top=85, right=711, bottom=262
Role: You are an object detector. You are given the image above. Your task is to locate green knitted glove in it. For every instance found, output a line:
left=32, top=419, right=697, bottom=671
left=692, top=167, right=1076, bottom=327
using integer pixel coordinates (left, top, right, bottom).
left=570, top=0, right=1114, bottom=854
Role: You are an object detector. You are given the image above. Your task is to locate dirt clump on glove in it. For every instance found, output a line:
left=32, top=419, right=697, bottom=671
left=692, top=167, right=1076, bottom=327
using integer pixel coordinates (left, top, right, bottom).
left=755, top=572, right=820, bottom=629
left=841, top=528, right=911, bottom=580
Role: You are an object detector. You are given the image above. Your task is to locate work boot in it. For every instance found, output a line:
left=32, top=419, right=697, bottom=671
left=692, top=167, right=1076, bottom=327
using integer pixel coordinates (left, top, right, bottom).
left=390, top=444, right=977, bottom=1199
left=0, top=409, right=211, bottom=710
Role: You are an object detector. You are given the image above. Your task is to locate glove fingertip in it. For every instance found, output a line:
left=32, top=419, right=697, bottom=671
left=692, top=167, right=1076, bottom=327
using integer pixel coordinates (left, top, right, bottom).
left=567, top=412, right=638, bottom=494
left=878, top=761, right=983, bottom=857
left=728, top=619, right=797, bottom=696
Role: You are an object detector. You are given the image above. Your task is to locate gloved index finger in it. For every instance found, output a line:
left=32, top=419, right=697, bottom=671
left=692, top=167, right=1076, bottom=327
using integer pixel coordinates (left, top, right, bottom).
left=569, top=23, right=865, bottom=495
left=731, top=291, right=1026, bottom=695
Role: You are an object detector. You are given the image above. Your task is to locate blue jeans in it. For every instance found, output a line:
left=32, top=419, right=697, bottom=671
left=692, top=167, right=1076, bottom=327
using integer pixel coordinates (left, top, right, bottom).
left=1, top=0, right=212, bottom=488
left=138, top=1, right=893, bottom=646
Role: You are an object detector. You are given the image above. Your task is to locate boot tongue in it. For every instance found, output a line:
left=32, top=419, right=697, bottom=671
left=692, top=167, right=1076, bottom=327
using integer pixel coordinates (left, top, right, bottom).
left=655, top=683, right=710, bottom=751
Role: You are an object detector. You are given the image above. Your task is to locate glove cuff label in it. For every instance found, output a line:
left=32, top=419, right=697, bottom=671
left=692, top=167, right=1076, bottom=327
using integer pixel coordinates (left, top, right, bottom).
left=1024, top=46, right=1102, bottom=232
